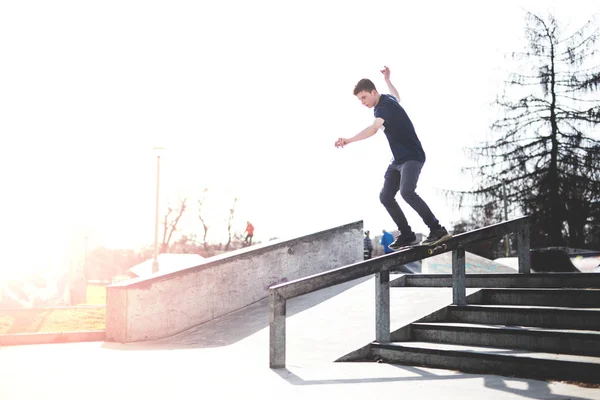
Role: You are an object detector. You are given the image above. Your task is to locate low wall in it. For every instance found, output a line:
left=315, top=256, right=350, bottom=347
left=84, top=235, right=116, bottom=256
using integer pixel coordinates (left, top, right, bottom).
left=106, top=221, right=363, bottom=342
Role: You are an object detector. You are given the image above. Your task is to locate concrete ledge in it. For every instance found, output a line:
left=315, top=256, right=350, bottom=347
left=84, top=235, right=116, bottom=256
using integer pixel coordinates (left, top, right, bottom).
left=106, top=221, right=363, bottom=343
left=0, top=330, right=105, bottom=346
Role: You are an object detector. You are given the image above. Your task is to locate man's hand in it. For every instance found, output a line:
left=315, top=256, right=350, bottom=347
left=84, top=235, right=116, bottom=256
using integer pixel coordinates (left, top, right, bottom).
left=380, top=66, right=391, bottom=82
left=335, top=138, right=350, bottom=148
left=335, top=119, right=384, bottom=149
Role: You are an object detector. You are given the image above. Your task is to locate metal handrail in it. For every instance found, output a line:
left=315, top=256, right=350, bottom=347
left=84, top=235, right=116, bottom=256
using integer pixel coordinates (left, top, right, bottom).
left=269, top=216, right=530, bottom=368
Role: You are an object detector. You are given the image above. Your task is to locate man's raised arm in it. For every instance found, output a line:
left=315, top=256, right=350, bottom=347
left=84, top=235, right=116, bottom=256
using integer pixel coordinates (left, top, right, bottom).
left=381, top=66, right=401, bottom=102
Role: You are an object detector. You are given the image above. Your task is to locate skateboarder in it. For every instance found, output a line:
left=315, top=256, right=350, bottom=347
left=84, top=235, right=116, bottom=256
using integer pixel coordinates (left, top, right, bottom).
left=335, top=66, right=450, bottom=250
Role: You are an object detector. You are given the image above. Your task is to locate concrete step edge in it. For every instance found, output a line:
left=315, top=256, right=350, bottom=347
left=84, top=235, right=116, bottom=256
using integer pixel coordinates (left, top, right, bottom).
left=449, top=304, right=600, bottom=312
left=370, top=341, right=600, bottom=384
left=406, top=273, right=600, bottom=279
left=400, top=273, right=600, bottom=289
left=481, top=288, right=600, bottom=293
left=411, top=322, right=600, bottom=336
left=371, top=341, right=600, bottom=365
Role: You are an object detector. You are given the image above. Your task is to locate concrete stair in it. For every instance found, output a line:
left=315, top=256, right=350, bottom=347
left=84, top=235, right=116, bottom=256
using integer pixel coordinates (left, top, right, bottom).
left=371, top=341, right=600, bottom=384
left=392, top=272, right=600, bottom=288
left=367, top=278, right=600, bottom=384
left=410, top=321, right=600, bottom=356
left=480, top=288, right=600, bottom=307
left=448, top=304, right=600, bottom=330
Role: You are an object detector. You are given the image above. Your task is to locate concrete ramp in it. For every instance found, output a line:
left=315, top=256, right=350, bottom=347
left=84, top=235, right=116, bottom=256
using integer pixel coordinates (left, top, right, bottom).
left=570, top=254, right=600, bottom=273
left=105, top=221, right=363, bottom=343
left=496, top=254, right=600, bottom=273
left=422, top=251, right=516, bottom=274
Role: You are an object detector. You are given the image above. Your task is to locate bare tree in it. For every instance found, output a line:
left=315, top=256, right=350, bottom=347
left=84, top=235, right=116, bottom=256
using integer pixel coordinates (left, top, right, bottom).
left=161, top=198, right=187, bottom=252
left=197, top=188, right=209, bottom=251
left=463, top=12, right=600, bottom=248
left=225, top=196, right=238, bottom=251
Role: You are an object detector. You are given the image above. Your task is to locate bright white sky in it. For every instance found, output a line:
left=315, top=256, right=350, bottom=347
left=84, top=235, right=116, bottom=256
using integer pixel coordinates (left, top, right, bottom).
left=0, top=0, right=598, bottom=278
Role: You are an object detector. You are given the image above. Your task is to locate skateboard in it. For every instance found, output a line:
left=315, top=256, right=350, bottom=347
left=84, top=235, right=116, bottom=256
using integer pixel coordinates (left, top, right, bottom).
left=392, top=240, right=450, bottom=255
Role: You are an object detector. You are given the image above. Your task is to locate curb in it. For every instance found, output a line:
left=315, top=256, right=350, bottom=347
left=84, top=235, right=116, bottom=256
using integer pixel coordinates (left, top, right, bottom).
left=0, top=305, right=106, bottom=312
left=0, top=330, right=105, bottom=346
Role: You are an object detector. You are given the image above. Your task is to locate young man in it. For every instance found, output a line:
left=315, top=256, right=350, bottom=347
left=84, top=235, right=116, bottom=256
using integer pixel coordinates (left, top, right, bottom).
left=244, top=221, right=254, bottom=245
left=334, top=66, right=450, bottom=250
left=380, top=229, right=395, bottom=254
left=363, top=230, right=373, bottom=260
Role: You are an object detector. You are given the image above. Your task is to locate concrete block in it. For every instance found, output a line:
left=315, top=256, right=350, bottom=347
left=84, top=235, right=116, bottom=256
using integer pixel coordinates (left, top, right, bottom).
left=106, top=221, right=363, bottom=342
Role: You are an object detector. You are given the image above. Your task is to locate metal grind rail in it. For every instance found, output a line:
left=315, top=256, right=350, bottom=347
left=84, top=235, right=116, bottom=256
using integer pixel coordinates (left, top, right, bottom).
left=268, top=216, right=530, bottom=368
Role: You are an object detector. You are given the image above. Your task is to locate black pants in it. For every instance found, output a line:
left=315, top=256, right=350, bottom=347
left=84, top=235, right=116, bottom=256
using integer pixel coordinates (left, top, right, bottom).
left=379, top=160, right=440, bottom=234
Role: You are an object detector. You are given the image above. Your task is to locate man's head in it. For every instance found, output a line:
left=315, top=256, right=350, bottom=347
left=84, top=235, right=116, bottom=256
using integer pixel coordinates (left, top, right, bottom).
left=353, top=79, right=380, bottom=108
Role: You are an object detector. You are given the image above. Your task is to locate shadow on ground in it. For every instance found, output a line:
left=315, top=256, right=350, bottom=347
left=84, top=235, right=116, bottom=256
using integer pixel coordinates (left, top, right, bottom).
left=273, top=364, right=592, bottom=399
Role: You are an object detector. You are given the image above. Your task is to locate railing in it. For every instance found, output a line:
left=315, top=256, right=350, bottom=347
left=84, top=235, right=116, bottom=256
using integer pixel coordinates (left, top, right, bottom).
left=268, top=216, right=530, bottom=368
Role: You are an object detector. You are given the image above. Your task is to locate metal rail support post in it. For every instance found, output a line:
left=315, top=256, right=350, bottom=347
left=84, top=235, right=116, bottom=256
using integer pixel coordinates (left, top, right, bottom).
left=452, top=247, right=466, bottom=305
left=375, top=271, right=390, bottom=342
left=517, top=226, right=531, bottom=274
left=269, top=291, right=286, bottom=368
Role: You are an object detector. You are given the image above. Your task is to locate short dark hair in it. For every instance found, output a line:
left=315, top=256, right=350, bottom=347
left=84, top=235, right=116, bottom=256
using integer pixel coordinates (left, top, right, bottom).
left=353, top=79, right=377, bottom=96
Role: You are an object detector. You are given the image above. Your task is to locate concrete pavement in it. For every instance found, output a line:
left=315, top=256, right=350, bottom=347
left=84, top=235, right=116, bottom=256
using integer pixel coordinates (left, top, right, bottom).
left=1, top=275, right=598, bottom=399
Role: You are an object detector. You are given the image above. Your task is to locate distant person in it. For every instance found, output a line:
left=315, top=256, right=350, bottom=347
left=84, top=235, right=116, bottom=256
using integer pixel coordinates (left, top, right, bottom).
left=335, top=66, right=451, bottom=250
left=244, top=221, right=254, bottom=245
left=364, top=231, right=373, bottom=260
left=380, top=230, right=395, bottom=254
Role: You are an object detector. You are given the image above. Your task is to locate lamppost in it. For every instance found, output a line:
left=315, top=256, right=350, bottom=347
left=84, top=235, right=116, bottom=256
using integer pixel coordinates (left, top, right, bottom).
left=152, top=146, right=164, bottom=273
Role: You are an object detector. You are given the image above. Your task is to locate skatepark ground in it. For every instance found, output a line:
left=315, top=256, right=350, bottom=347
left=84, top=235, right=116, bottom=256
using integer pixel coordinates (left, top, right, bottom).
left=1, top=274, right=598, bottom=400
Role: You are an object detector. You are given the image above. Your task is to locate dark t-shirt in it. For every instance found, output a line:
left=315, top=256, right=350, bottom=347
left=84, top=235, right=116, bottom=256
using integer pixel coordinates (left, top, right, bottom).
left=374, top=94, right=426, bottom=164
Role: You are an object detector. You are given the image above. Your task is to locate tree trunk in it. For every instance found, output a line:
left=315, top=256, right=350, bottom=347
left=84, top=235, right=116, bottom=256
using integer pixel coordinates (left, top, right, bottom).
left=548, top=38, right=564, bottom=246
